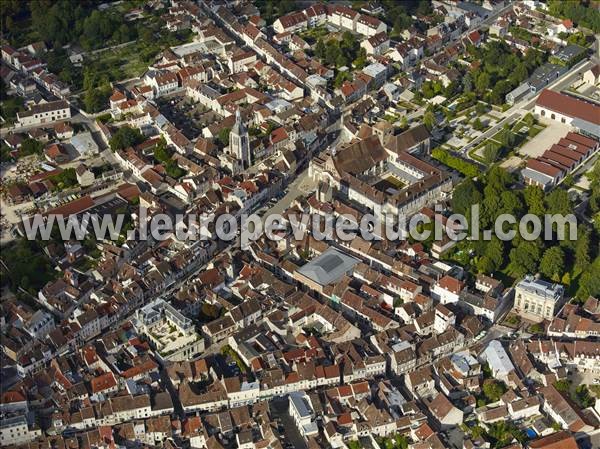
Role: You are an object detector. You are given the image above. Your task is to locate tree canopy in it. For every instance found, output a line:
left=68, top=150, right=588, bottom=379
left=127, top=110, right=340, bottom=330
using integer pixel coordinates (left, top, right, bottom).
left=109, top=126, right=144, bottom=152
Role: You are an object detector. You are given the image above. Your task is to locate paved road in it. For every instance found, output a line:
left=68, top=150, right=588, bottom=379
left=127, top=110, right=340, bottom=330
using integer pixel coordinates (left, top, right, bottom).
left=261, top=118, right=344, bottom=227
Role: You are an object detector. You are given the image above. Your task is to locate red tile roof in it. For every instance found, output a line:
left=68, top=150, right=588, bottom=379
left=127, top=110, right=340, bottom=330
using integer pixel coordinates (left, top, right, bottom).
left=536, top=89, right=600, bottom=125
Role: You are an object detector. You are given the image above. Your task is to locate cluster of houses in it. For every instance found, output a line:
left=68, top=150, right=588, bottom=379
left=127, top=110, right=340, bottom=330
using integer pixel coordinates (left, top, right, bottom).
left=1, top=0, right=600, bottom=449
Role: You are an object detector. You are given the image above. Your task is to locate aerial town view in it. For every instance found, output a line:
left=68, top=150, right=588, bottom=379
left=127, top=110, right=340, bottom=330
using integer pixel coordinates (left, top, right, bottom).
left=1, top=0, right=600, bottom=448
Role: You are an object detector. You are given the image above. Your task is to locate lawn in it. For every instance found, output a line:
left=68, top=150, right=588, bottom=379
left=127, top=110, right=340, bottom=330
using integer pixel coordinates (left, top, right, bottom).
left=80, top=29, right=193, bottom=90
left=299, top=25, right=331, bottom=45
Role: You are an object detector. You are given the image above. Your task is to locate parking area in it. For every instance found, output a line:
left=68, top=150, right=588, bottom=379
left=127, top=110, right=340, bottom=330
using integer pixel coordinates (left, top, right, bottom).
left=517, top=118, right=571, bottom=158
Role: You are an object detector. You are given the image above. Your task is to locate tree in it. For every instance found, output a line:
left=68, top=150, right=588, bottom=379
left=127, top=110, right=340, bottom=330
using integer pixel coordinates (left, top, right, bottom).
left=524, top=185, right=546, bottom=216
left=336, top=53, right=348, bottom=68
left=475, top=71, right=490, bottom=93
left=473, top=118, right=484, bottom=131
left=399, top=115, right=408, bottom=130
left=575, top=226, right=591, bottom=272
left=109, top=126, right=144, bottom=152
left=483, top=143, right=499, bottom=164
left=509, top=240, right=541, bottom=278
left=153, top=138, right=172, bottom=163
left=423, top=111, right=435, bottom=130
left=462, top=73, right=473, bottom=93
left=484, top=238, right=505, bottom=272
left=218, top=127, right=231, bottom=147
left=334, top=71, right=351, bottom=88
left=325, top=41, right=341, bottom=66
left=83, top=84, right=112, bottom=113
left=477, top=256, right=495, bottom=274
left=422, top=81, right=436, bottom=99
left=500, top=190, right=523, bottom=217
left=576, top=257, right=600, bottom=299
left=164, top=160, right=184, bottom=179
left=482, top=379, right=507, bottom=403
left=523, top=113, right=535, bottom=127
left=451, top=179, right=482, bottom=217
left=575, top=385, right=594, bottom=408
left=353, top=47, right=367, bottom=69
left=20, top=138, right=44, bottom=157
left=0, top=239, right=55, bottom=294
left=315, top=38, right=326, bottom=59
left=540, top=246, right=565, bottom=281
left=554, top=379, right=570, bottom=392
left=546, top=188, right=571, bottom=216
left=475, top=102, right=487, bottom=115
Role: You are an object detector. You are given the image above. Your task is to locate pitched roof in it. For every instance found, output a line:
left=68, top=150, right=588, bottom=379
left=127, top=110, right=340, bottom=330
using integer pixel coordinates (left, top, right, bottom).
left=536, top=89, right=600, bottom=125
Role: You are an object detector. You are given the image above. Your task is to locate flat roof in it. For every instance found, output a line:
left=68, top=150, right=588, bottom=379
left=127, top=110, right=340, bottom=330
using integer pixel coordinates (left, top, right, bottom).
left=296, top=247, right=360, bottom=287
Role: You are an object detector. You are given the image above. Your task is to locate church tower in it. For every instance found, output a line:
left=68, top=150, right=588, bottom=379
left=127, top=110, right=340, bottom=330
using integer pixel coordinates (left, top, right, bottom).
left=229, top=109, right=250, bottom=170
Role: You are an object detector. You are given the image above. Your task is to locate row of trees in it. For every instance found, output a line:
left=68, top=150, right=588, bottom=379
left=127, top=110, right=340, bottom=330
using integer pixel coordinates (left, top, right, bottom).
left=450, top=166, right=598, bottom=298
left=548, top=0, right=600, bottom=33
left=465, top=42, right=547, bottom=105
left=431, top=148, right=479, bottom=178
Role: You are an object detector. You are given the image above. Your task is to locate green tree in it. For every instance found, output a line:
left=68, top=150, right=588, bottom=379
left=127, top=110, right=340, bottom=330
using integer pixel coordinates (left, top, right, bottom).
left=218, top=127, right=231, bottom=147
left=315, top=38, right=326, bottom=59
left=451, top=179, right=482, bottom=217
left=484, top=238, right=505, bottom=272
left=0, top=239, right=55, bottom=294
left=482, top=379, right=507, bottom=403
left=462, top=73, right=473, bottom=93
left=509, top=240, right=541, bottom=277
left=577, top=257, right=600, bottom=299
left=523, top=113, right=535, bottom=127
left=423, top=111, right=435, bottom=130
left=353, top=47, right=367, bottom=69
left=483, top=143, right=499, bottom=164
left=153, top=138, right=173, bottom=163
left=334, top=71, right=351, bottom=88
left=546, top=189, right=571, bottom=216
left=109, top=126, right=144, bottom=152
left=540, top=246, right=565, bottom=281
left=19, top=138, right=44, bottom=157
left=524, top=185, right=546, bottom=216
left=574, top=226, right=591, bottom=272
left=477, top=256, right=495, bottom=274
left=473, top=118, right=484, bottom=131
left=554, top=379, right=570, bottom=392
left=475, top=71, right=490, bottom=93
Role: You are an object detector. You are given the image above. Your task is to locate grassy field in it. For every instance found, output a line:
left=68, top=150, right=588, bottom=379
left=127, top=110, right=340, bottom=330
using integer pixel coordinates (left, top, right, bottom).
left=80, top=29, right=193, bottom=91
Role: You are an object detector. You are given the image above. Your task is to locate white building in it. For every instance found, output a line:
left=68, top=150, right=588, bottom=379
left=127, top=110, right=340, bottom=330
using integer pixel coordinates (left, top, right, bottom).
left=481, top=340, right=515, bottom=382
left=0, top=415, right=41, bottom=446
left=288, top=392, right=318, bottom=437
left=513, top=276, right=564, bottom=323
left=16, top=100, right=71, bottom=127
left=434, top=304, right=455, bottom=334
left=431, top=275, right=464, bottom=305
